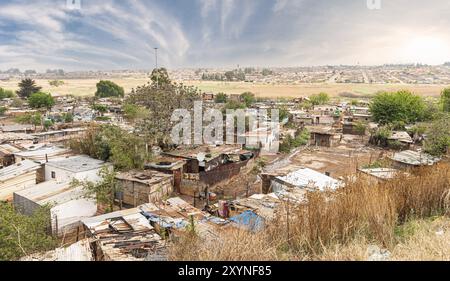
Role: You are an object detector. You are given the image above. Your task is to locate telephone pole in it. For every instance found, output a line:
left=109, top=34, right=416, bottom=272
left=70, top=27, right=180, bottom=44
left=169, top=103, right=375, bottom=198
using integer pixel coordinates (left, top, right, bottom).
left=154, top=47, right=158, bottom=70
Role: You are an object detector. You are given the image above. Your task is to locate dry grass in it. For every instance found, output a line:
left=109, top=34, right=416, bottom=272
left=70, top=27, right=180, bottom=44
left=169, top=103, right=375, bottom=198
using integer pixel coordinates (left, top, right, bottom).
left=169, top=163, right=450, bottom=261
left=1, top=78, right=446, bottom=98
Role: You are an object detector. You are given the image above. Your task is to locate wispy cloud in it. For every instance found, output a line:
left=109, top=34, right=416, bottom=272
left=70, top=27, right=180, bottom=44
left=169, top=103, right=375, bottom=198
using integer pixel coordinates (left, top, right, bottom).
left=0, top=0, right=449, bottom=71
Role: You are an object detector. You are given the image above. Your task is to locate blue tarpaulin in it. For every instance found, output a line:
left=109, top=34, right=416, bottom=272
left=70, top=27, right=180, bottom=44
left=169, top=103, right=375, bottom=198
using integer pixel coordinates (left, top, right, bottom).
left=229, top=210, right=265, bottom=232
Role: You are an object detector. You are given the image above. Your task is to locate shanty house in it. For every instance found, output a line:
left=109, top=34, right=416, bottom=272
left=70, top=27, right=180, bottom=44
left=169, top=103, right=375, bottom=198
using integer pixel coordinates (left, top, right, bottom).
left=44, top=155, right=112, bottom=183
left=358, top=168, right=402, bottom=184
left=80, top=206, right=167, bottom=261
left=0, top=144, right=22, bottom=168
left=14, top=181, right=97, bottom=236
left=390, top=150, right=441, bottom=169
left=0, top=124, right=34, bottom=134
left=0, top=160, right=41, bottom=201
left=310, top=129, right=338, bottom=147
left=388, top=131, right=414, bottom=148
left=115, top=170, right=173, bottom=207
left=14, top=146, right=71, bottom=164
left=272, top=167, right=342, bottom=193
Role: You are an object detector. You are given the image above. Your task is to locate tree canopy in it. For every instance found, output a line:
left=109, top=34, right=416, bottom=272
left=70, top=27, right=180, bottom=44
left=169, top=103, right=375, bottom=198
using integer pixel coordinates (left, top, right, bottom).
left=69, top=124, right=152, bottom=170
left=0, top=87, right=15, bottom=99
left=441, top=88, right=450, bottom=112
left=424, top=114, right=450, bottom=156
left=28, top=92, right=55, bottom=110
left=240, top=92, right=256, bottom=107
left=215, top=92, right=228, bottom=104
left=309, top=92, right=330, bottom=106
left=17, top=79, right=42, bottom=99
left=127, top=68, right=201, bottom=146
left=95, top=80, right=125, bottom=98
left=369, top=90, right=427, bottom=125
left=0, top=203, right=56, bottom=261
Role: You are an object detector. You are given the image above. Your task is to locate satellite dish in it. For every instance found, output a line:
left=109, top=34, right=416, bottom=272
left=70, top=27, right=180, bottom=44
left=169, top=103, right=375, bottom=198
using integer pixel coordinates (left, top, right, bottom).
left=197, top=152, right=206, bottom=162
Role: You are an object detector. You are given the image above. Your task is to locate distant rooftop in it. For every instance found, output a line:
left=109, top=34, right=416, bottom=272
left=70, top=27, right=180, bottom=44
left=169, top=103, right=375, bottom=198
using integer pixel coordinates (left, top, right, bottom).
left=359, top=168, right=400, bottom=180
left=0, top=160, right=41, bottom=182
left=276, top=168, right=342, bottom=191
left=390, top=150, right=441, bottom=166
left=46, top=155, right=107, bottom=173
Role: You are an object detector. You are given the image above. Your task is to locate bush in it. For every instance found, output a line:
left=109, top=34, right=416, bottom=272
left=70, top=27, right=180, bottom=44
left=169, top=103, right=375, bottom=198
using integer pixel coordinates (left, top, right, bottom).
left=215, top=93, right=228, bottom=104
left=0, top=203, right=56, bottom=261
left=370, top=90, right=427, bottom=124
left=95, top=80, right=124, bottom=98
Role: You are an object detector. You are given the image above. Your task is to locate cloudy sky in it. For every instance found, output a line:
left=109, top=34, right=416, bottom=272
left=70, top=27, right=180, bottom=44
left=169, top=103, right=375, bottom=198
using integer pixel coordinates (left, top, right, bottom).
left=1, top=0, right=450, bottom=71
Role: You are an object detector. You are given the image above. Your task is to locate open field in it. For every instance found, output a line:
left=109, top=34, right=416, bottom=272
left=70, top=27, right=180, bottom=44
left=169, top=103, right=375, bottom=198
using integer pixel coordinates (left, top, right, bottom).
left=1, top=78, right=447, bottom=98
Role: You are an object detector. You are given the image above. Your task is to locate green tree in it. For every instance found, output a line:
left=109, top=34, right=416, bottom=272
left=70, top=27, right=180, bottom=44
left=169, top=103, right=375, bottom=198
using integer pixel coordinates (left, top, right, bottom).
left=62, top=112, right=74, bottom=123
left=150, top=68, right=172, bottom=86
left=16, top=113, right=42, bottom=132
left=424, top=114, right=450, bottom=156
left=72, top=167, right=119, bottom=213
left=95, top=80, right=125, bottom=98
left=127, top=69, right=201, bottom=147
left=28, top=92, right=55, bottom=111
left=0, top=107, right=6, bottom=116
left=369, top=90, right=426, bottom=124
left=122, top=103, right=149, bottom=122
left=440, top=88, right=450, bottom=112
left=0, top=203, right=56, bottom=261
left=43, top=119, right=54, bottom=131
left=17, top=79, right=41, bottom=99
left=224, top=100, right=246, bottom=111
left=69, top=125, right=152, bottom=170
left=240, top=92, right=256, bottom=107
left=48, top=80, right=64, bottom=87
left=0, top=88, right=15, bottom=99
left=11, top=97, right=24, bottom=108
left=215, top=93, right=228, bottom=104
left=310, top=92, right=330, bottom=106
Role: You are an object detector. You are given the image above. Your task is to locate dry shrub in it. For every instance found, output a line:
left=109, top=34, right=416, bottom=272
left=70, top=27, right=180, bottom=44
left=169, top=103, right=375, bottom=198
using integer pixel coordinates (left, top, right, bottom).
left=169, top=163, right=450, bottom=261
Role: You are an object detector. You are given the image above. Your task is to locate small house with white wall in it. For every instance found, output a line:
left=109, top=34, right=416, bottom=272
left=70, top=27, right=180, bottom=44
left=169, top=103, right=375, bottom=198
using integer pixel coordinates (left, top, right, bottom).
left=44, top=155, right=112, bottom=183
left=14, top=180, right=97, bottom=236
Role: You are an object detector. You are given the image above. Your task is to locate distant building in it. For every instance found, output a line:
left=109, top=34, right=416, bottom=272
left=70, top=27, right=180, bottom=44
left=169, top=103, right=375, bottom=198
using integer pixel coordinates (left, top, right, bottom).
left=0, top=124, right=34, bottom=134
left=310, top=128, right=339, bottom=147
left=14, top=146, right=71, bottom=164
left=358, top=168, right=403, bottom=184
left=272, top=167, right=343, bottom=193
left=390, top=150, right=441, bottom=169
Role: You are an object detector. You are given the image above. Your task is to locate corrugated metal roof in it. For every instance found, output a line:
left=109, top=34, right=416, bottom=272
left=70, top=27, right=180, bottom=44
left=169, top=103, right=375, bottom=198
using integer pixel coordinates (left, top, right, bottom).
left=46, top=155, right=107, bottom=173
left=390, top=150, right=441, bottom=166
left=389, top=131, right=414, bottom=144
left=0, top=160, right=40, bottom=181
left=276, top=168, right=342, bottom=191
left=359, top=168, right=400, bottom=180
left=14, top=180, right=84, bottom=206
left=21, top=239, right=93, bottom=261
left=14, top=146, right=71, bottom=163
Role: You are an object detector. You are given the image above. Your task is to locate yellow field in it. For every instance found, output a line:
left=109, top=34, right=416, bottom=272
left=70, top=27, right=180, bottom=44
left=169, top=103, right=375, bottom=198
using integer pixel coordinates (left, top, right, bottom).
left=1, top=78, right=446, bottom=99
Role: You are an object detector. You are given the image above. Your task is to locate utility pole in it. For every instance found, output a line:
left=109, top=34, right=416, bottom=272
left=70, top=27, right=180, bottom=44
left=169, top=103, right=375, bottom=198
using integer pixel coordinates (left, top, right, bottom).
left=154, top=47, right=158, bottom=70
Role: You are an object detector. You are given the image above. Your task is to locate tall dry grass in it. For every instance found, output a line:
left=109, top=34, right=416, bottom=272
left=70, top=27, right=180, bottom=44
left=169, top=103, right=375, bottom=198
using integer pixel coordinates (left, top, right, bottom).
left=169, top=163, right=450, bottom=261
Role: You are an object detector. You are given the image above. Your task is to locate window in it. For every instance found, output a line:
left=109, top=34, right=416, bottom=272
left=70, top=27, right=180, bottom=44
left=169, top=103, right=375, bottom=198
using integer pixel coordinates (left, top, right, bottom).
left=51, top=171, right=56, bottom=179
